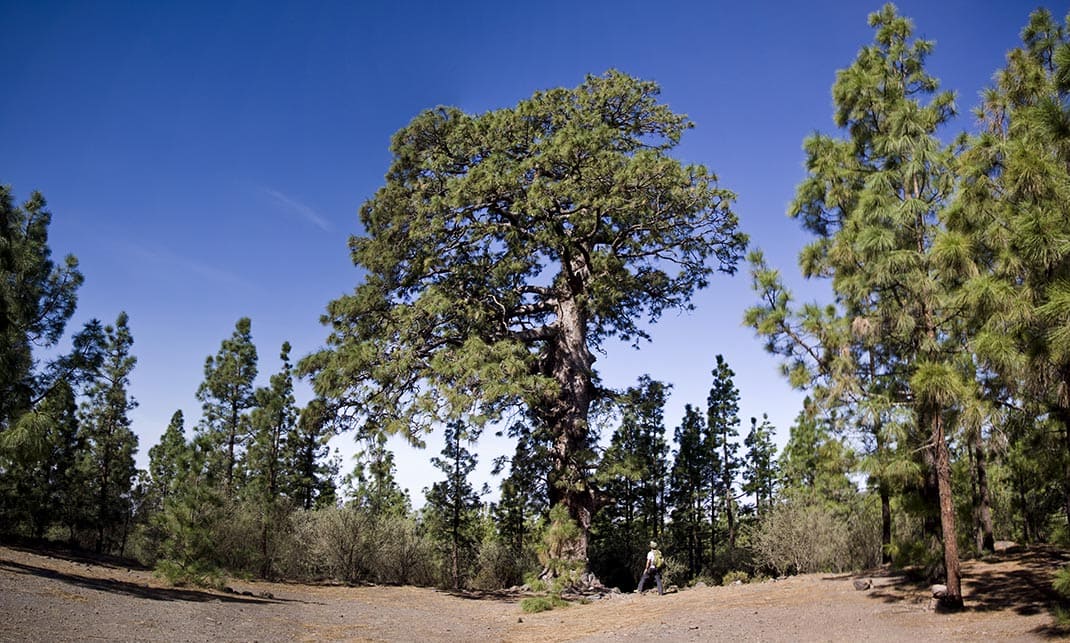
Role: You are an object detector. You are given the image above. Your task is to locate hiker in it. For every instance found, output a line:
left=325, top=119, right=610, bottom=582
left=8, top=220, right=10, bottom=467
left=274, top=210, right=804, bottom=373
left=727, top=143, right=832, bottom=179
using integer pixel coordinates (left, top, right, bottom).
left=636, top=540, right=663, bottom=595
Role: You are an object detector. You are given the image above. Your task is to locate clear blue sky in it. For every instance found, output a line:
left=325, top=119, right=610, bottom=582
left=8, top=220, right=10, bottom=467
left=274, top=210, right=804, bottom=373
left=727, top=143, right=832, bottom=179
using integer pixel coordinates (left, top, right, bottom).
left=0, top=0, right=1044, bottom=501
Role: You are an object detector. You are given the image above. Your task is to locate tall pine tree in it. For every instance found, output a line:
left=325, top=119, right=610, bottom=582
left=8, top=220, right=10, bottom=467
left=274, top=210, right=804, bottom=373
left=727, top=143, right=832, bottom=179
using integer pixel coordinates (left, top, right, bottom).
left=667, top=404, right=710, bottom=577
left=706, top=355, right=741, bottom=552
left=78, top=312, right=139, bottom=553
left=246, top=341, right=300, bottom=577
left=749, top=5, right=969, bottom=605
left=742, top=414, right=778, bottom=518
left=196, top=317, right=258, bottom=492
left=424, top=420, right=483, bottom=589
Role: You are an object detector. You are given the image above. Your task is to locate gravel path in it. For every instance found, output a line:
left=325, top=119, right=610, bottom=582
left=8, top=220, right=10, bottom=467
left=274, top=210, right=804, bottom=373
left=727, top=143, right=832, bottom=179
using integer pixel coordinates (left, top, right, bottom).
left=1, top=544, right=1065, bottom=641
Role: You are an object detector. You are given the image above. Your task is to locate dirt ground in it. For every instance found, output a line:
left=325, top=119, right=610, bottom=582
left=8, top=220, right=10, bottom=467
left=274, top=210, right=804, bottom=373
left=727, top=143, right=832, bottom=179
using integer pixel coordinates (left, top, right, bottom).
left=1, top=543, right=1067, bottom=642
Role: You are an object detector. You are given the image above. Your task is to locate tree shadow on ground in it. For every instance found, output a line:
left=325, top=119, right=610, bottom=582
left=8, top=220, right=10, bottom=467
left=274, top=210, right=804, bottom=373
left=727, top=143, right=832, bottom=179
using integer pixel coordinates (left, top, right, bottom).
left=0, top=558, right=277, bottom=604
left=831, top=545, right=1070, bottom=637
left=444, top=587, right=525, bottom=603
left=2, top=538, right=149, bottom=572
left=963, top=546, right=1068, bottom=615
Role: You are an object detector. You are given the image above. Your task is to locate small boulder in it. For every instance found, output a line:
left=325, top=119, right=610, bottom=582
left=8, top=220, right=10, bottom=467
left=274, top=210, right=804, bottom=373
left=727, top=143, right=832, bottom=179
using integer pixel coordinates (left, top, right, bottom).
left=852, top=579, right=872, bottom=591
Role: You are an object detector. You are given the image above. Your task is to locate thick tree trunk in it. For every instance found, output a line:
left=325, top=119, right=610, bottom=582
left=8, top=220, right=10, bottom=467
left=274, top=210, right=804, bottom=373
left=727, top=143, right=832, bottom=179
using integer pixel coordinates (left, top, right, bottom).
left=932, top=411, right=963, bottom=610
left=540, top=295, right=602, bottom=573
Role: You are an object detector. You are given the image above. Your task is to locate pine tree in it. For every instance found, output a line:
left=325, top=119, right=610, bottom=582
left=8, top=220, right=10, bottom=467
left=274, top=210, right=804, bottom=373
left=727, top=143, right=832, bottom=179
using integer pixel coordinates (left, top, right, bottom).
left=0, top=185, right=104, bottom=533
left=143, top=410, right=188, bottom=560
left=742, top=414, right=778, bottom=517
left=953, top=7, right=1070, bottom=535
left=155, top=432, right=226, bottom=585
left=301, top=71, right=747, bottom=568
left=148, top=410, right=188, bottom=510
left=288, top=397, right=338, bottom=510
left=424, top=420, right=483, bottom=589
left=491, top=420, right=549, bottom=574
left=78, top=312, right=139, bottom=553
left=779, top=403, right=856, bottom=503
left=246, top=341, right=300, bottom=577
left=667, top=404, right=710, bottom=578
left=591, top=376, right=670, bottom=588
left=705, top=355, right=741, bottom=552
left=0, top=186, right=84, bottom=431
left=748, top=5, right=969, bottom=605
left=345, top=431, right=410, bottom=516
left=195, top=317, right=258, bottom=493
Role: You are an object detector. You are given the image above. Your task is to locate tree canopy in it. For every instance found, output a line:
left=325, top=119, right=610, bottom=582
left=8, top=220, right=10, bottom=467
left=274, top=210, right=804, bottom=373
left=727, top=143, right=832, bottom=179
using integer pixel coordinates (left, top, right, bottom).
left=302, top=70, right=747, bottom=565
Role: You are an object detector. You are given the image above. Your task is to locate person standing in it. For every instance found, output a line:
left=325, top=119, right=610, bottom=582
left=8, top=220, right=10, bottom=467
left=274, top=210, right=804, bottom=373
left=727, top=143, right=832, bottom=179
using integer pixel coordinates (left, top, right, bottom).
left=637, top=541, right=663, bottom=595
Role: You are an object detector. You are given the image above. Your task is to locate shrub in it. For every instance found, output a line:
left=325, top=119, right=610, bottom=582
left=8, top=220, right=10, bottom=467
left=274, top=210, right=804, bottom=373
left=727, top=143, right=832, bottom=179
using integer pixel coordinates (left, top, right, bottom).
left=722, top=570, right=749, bottom=585
left=470, top=538, right=537, bottom=590
left=520, top=595, right=569, bottom=613
left=154, top=558, right=225, bottom=590
left=749, top=500, right=875, bottom=575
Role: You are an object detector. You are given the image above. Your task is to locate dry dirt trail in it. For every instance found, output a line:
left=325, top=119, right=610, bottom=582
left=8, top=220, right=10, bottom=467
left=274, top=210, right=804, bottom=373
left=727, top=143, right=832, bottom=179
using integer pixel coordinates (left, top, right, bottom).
left=1, top=543, right=1066, bottom=641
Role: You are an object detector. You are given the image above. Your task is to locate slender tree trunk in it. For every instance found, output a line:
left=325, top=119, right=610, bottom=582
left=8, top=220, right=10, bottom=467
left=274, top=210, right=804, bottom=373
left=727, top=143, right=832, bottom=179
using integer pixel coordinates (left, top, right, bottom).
left=880, top=479, right=892, bottom=564
left=1015, top=470, right=1031, bottom=543
left=932, top=410, right=963, bottom=609
left=970, top=428, right=995, bottom=554
left=722, top=441, right=737, bottom=550
left=874, top=424, right=892, bottom=564
left=1059, top=407, right=1070, bottom=532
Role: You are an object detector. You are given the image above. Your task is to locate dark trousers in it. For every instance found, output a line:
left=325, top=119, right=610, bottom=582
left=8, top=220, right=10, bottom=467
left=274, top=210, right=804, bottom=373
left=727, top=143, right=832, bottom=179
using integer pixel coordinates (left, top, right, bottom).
left=637, top=567, right=662, bottom=595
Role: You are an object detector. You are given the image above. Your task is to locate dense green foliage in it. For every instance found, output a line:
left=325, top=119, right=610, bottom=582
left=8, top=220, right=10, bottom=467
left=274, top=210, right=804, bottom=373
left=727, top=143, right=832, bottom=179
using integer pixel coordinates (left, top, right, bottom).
left=746, top=3, right=1070, bottom=607
left=299, top=70, right=747, bottom=566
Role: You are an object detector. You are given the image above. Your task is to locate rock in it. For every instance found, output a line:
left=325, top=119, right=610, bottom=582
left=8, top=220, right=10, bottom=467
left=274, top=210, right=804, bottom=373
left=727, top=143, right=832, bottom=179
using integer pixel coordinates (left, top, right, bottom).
left=852, top=579, right=872, bottom=591
left=930, top=584, right=948, bottom=598
left=993, top=540, right=1020, bottom=553
left=693, top=581, right=707, bottom=589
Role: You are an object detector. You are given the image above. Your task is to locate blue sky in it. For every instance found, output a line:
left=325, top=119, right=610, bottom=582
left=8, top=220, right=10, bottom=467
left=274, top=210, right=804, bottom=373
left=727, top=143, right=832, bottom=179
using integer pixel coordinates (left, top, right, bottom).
left=0, top=0, right=1046, bottom=501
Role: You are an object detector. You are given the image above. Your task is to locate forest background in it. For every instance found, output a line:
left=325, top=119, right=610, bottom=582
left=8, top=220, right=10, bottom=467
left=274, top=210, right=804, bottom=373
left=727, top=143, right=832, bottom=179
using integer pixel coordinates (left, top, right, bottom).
left=3, top=0, right=1070, bottom=616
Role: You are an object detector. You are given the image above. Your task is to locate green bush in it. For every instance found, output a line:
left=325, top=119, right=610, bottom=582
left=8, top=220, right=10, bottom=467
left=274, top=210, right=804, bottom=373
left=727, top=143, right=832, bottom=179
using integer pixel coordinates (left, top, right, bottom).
left=1053, top=565, right=1070, bottom=627
left=154, top=558, right=225, bottom=590
left=722, top=570, right=749, bottom=585
left=520, top=595, right=569, bottom=613
left=524, top=572, right=548, bottom=593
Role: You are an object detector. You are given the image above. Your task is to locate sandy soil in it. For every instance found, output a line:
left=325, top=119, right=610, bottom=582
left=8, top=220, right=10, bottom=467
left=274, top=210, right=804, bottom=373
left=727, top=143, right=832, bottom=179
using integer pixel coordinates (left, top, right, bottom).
left=1, top=542, right=1067, bottom=642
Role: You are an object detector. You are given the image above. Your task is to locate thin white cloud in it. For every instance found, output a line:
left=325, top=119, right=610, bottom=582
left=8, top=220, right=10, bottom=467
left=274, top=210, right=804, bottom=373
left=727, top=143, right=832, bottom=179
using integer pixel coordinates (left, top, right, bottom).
left=129, top=245, right=252, bottom=290
left=262, top=188, right=332, bottom=232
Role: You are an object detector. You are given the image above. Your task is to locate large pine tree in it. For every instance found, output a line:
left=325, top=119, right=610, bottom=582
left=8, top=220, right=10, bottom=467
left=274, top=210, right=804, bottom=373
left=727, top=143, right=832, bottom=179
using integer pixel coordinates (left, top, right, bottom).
left=748, top=4, right=969, bottom=606
left=301, top=71, right=747, bottom=568
left=954, top=7, right=1070, bottom=535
